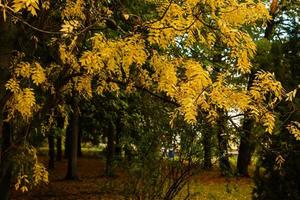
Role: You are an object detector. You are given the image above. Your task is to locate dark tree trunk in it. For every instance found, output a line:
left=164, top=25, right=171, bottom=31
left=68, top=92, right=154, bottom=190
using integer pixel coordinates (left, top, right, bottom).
left=217, top=114, right=232, bottom=176
left=56, top=135, right=62, bottom=161
left=237, top=115, right=253, bottom=177
left=0, top=160, right=11, bottom=200
left=64, top=127, right=71, bottom=159
left=56, top=116, right=64, bottom=161
left=236, top=72, right=255, bottom=177
left=203, top=128, right=213, bottom=170
left=77, top=127, right=82, bottom=157
left=264, top=0, right=279, bottom=40
left=105, top=121, right=116, bottom=177
left=0, top=119, right=12, bottom=200
left=115, top=117, right=122, bottom=159
left=65, top=97, right=79, bottom=180
left=235, top=1, right=278, bottom=176
left=48, top=132, right=55, bottom=169
left=0, top=17, right=17, bottom=199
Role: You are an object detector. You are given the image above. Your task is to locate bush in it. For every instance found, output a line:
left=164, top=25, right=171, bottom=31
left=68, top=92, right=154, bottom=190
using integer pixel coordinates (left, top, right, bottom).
left=253, top=132, right=300, bottom=200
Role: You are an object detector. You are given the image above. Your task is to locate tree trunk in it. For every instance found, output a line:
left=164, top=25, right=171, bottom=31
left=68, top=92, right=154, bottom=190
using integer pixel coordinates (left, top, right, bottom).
left=64, top=127, right=71, bottom=159
left=264, top=0, right=279, bottom=40
left=77, top=127, right=82, bottom=157
left=115, top=117, right=122, bottom=159
left=217, top=114, right=232, bottom=176
left=0, top=162, right=11, bottom=200
left=0, top=17, right=18, bottom=200
left=236, top=72, right=255, bottom=177
left=56, top=135, right=62, bottom=161
left=105, top=121, right=116, bottom=177
left=237, top=115, right=253, bottom=177
left=235, top=1, right=279, bottom=176
left=203, top=128, right=213, bottom=170
left=0, top=119, right=12, bottom=200
left=48, top=132, right=55, bottom=169
left=65, top=97, right=79, bottom=180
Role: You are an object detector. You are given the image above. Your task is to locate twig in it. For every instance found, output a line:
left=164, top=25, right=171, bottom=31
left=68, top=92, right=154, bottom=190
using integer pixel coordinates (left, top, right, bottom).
left=7, top=11, right=61, bottom=35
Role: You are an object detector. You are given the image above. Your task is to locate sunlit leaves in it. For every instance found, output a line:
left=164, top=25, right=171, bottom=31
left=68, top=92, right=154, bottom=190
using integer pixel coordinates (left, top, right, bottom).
left=31, top=62, right=46, bottom=85
left=15, top=88, right=36, bottom=119
left=287, top=121, right=300, bottom=140
left=220, top=2, right=270, bottom=27
left=285, top=86, right=300, bottom=102
left=5, top=85, right=36, bottom=120
left=15, top=62, right=31, bottom=78
left=5, top=61, right=46, bottom=120
left=74, top=0, right=276, bottom=125
left=13, top=0, right=39, bottom=16
left=46, top=0, right=282, bottom=131
left=275, top=155, right=285, bottom=169
left=32, top=162, right=49, bottom=186
left=147, top=2, right=195, bottom=48
left=150, top=52, right=178, bottom=97
left=15, top=175, right=29, bottom=192
left=41, top=0, right=50, bottom=10
left=76, top=75, right=93, bottom=98
left=59, top=43, right=80, bottom=71
left=248, top=71, right=284, bottom=133
left=14, top=61, right=46, bottom=85
left=262, top=111, right=276, bottom=134
left=175, top=60, right=212, bottom=123
left=14, top=145, right=48, bottom=193
left=250, top=71, right=284, bottom=104
left=80, top=34, right=148, bottom=95
left=60, top=20, right=81, bottom=37
left=61, top=0, right=85, bottom=20
left=5, top=78, right=21, bottom=93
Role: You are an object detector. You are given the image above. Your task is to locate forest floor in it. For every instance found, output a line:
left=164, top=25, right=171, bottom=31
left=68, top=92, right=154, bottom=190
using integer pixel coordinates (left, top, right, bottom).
left=11, top=155, right=253, bottom=200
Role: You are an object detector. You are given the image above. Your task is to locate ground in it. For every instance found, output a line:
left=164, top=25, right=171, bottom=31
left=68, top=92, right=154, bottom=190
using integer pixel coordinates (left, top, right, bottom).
left=12, top=155, right=253, bottom=200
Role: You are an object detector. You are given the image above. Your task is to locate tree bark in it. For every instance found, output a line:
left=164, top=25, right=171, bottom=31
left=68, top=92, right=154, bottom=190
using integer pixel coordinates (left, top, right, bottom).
left=65, top=97, right=79, bottom=180
left=115, top=117, right=122, bottom=159
left=236, top=0, right=279, bottom=175
left=0, top=161, right=11, bottom=200
left=236, top=73, right=255, bottom=177
left=217, top=114, right=232, bottom=176
left=237, top=115, right=253, bottom=177
left=77, top=127, right=82, bottom=157
left=264, top=0, right=279, bottom=40
left=105, top=121, right=116, bottom=177
left=203, top=128, right=213, bottom=170
left=56, top=135, right=62, bottom=161
left=0, top=119, right=12, bottom=200
left=0, top=17, right=18, bottom=200
left=48, top=132, right=55, bottom=169
left=64, top=127, right=71, bottom=159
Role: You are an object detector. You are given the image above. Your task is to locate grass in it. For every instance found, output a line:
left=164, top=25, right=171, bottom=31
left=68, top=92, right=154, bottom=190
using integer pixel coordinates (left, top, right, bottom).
left=38, top=146, right=105, bottom=157
left=172, top=167, right=253, bottom=200
left=14, top=147, right=253, bottom=200
left=186, top=179, right=252, bottom=200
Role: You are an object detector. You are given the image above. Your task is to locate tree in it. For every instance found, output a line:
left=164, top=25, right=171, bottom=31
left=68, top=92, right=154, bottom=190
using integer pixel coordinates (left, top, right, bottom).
left=236, top=0, right=282, bottom=177
left=65, top=96, right=80, bottom=180
left=253, top=1, right=300, bottom=198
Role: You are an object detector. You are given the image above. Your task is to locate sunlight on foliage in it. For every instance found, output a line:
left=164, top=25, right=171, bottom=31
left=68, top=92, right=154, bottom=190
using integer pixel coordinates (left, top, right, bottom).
left=13, top=0, right=39, bottom=16
left=249, top=71, right=284, bottom=133
left=287, top=121, right=300, bottom=140
left=14, top=145, right=48, bottom=193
